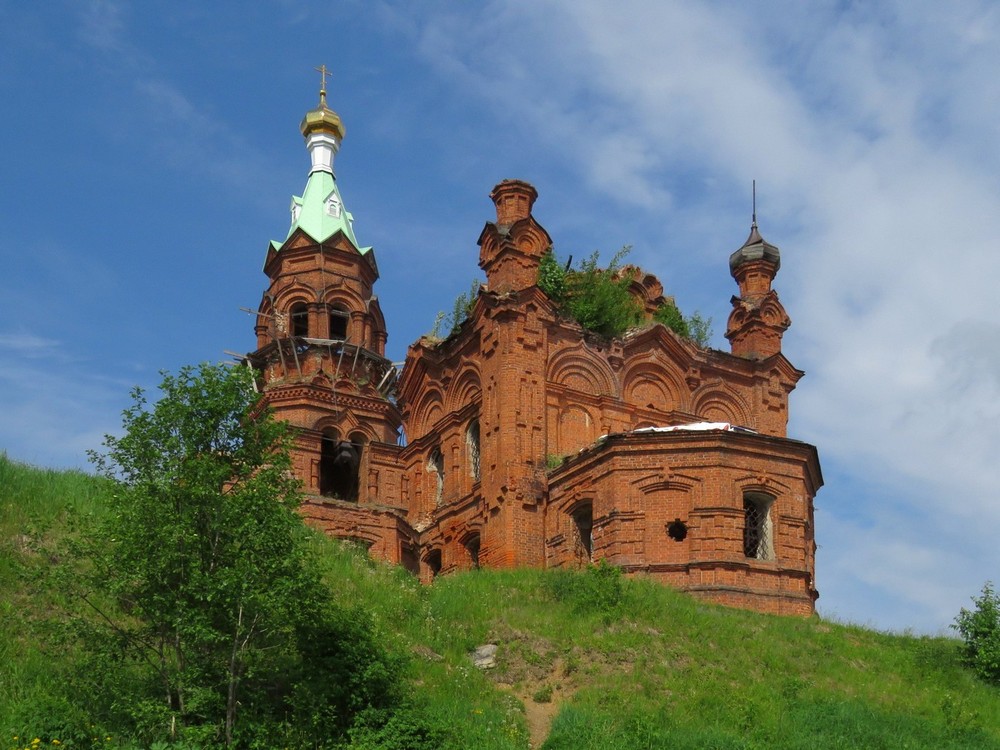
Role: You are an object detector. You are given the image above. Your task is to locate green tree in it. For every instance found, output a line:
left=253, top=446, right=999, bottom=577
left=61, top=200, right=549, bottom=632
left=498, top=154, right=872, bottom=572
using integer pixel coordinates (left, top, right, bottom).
left=82, top=363, right=402, bottom=745
left=954, top=582, right=1000, bottom=685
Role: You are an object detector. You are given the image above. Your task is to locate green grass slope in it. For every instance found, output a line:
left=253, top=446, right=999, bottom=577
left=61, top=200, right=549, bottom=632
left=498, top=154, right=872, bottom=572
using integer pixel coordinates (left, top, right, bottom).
left=3, top=453, right=999, bottom=749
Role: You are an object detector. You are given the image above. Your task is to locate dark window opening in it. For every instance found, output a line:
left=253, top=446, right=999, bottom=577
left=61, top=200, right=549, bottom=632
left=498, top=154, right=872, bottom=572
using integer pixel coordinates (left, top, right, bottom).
left=467, top=419, right=481, bottom=482
left=329, top=309, right=349, bottom=340
left=428, top=447, right=444, bottom=505
left=667, top=518, right=688, bottom=542
left=401, top=545, right=419, bottom=575
left=571, top=503, right=593, bottom=561
left=290, top=303, right=309, bottom=337
left=426, top=549, right=442, bottom=578
left=464, top=533, right=481, bottom=569
left=319, top=432, right=360, bottom=502
left=743, top=493, right=774, bottom=560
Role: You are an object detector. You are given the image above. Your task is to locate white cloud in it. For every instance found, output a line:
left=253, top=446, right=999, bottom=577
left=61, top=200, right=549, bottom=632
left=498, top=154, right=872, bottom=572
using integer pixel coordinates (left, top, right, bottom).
left=0, top=356, right=129, bottom=470
left=77, top=0, right=128, bottom=54
left=0, top=333, right=61, bottom=357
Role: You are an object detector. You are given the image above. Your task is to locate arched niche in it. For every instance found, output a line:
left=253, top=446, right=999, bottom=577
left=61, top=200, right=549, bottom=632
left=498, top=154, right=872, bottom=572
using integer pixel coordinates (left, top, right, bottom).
left=621, top=356, right=687, bottom=412
left=446, top=365, right=482, bottom=413
left=547, top=347, right=618, bottom=398
left=412, top=388, right=445, bottom=436
left=691, top=385, right=752, bottom=427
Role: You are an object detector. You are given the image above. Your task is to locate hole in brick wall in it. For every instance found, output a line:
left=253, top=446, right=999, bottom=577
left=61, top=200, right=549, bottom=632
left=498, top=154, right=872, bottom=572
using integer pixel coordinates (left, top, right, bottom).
left=667, top=518, right=688, bottom=542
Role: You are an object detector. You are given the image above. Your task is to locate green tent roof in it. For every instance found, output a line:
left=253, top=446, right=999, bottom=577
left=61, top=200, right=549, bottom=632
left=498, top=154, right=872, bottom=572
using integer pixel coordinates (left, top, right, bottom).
left=273, top=170, right=371, bottom=255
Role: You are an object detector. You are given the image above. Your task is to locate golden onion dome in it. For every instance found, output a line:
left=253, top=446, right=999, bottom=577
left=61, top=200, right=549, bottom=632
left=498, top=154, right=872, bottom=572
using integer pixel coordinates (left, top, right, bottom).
left=300, top=66, right=345, bottom=140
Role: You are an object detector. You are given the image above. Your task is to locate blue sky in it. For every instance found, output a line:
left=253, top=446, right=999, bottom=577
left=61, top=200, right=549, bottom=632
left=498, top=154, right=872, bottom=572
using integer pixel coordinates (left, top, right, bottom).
left=2, top=0, right=999, bottom=635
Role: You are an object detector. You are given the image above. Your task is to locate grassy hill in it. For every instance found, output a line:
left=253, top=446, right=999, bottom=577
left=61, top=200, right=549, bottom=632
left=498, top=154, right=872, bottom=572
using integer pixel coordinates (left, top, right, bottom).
left=2, top=452, right=999, bottom=749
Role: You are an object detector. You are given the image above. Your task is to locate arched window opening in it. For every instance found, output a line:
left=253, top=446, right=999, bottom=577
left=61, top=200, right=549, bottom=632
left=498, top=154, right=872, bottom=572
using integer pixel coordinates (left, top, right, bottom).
left=329, top=307, right=349, bottom=340
left=463, top=533, right=481, bottom=569
left=428, top=446, right=445, bottom=506
left=466, top=419, right=481, bottom=482
left=425, top=549, right=442, bottom=578
left=339, top=536, right=372, bottom=552
left=290, top=303, right=309, bottom=337
left=571, top=503, right=593, bottom=562
left=743, top=492, right=774, bottom=560
left=319, top=430, right=360, bottom=502
left=401, top=544, right=419, bottom=575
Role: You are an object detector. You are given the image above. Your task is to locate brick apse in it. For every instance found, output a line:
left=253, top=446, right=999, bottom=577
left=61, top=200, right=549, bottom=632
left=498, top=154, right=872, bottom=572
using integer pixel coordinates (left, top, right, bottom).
left=246, top=88, right=823, bottom=616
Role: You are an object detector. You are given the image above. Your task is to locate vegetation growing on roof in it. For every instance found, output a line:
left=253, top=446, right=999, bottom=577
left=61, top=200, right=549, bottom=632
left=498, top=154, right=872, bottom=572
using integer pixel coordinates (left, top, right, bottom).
left=652, top=301, right=713, bottom=347
left=538, top=247, right=642, bottom=340
left=426, top=279, right=483, bottom=342
left=538, top=247, right=713, bottom=345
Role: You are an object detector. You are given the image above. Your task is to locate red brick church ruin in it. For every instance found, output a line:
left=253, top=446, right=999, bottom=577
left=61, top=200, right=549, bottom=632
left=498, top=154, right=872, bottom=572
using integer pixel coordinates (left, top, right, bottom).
left=246, top=86, right=823, bottom=616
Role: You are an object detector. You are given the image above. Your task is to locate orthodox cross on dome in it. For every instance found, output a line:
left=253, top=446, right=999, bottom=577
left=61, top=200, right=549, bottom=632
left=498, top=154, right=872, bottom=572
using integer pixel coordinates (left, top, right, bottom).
left=315, top=64, right=332, bottom=107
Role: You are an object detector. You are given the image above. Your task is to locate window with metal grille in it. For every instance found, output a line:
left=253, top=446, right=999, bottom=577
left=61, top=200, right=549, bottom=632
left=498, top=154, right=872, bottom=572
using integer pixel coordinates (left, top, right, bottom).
left=743, top=493, right=774, bottom=560
left=467, top=419, right=481, bottom=482
left=428, top=447, right=444, bottom=506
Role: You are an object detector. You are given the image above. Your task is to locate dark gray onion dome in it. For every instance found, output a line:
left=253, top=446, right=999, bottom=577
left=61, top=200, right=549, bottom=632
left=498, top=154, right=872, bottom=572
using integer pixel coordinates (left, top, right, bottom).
left=729, top=222, right=781, bottom=273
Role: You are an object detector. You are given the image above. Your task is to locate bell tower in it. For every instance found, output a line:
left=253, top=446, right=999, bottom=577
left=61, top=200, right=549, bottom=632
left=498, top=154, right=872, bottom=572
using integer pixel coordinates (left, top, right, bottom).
left=249, top=71, right=402, bottom=504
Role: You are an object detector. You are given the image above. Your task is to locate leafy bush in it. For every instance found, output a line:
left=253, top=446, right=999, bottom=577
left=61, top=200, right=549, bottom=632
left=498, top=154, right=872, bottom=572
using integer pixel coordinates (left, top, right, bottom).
left=538, top=247, right=712, bottom=344
left=954, top=582, right=1000, bottom=685
left=563, top=248, right=643, bottom=339
left=538, top=247, right=641, bottom=339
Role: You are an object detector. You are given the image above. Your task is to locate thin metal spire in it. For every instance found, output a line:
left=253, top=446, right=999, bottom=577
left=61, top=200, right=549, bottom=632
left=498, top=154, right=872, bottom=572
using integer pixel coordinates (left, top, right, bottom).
left=315, top=64, right=332, bottom=107
left=751, top=179, right=757, bottom=229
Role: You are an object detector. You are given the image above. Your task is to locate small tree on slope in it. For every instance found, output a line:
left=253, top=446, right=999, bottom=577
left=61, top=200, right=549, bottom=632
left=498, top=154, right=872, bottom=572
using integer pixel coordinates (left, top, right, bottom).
left=83, top=363, right=400, bottom=745
left=954, top=581, right=1000, bottom=686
